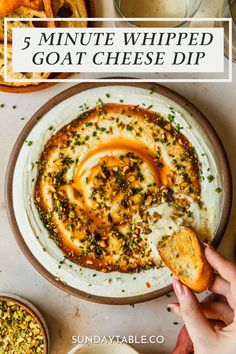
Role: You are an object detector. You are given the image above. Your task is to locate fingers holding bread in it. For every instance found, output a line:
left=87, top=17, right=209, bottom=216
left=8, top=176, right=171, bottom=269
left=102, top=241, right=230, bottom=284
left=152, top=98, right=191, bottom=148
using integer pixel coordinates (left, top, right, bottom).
left=170, top=300, right=234, bottom=325
left=158, top=227, right=215, bottom=293
left=205, top=245, right=236, bottom=285
left=173, top=279, right=214, bottom=342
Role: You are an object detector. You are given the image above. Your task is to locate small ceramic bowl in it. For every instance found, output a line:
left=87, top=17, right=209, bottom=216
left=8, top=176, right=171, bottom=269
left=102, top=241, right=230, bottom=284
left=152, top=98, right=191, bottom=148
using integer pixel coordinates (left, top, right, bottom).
left=0, top=294, right=50, bottom=354
left=68, top=342, right=140, bottom=354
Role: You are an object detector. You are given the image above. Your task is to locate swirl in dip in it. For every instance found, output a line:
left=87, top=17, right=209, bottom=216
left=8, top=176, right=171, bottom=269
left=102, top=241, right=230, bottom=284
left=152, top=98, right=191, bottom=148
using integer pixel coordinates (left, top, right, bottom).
left=35, top=103, right=210, bottom=273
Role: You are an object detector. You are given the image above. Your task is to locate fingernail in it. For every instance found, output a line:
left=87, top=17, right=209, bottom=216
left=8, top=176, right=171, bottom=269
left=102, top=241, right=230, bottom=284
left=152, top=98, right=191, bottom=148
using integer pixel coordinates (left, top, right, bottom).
left=173, top=279, right=188, bottom=301
left=174, top=279, right=184, bottom=297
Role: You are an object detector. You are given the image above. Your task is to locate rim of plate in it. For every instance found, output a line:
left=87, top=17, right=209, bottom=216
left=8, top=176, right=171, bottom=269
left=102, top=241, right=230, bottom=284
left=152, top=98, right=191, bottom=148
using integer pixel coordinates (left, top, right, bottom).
left=5, top=82, right=232, bottom=305
left=67, top=342, right=140, bottom=354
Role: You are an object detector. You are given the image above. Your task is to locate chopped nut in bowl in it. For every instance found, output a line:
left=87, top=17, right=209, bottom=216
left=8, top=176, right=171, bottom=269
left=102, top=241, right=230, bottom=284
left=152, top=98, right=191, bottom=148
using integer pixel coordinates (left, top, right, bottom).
left=0, top=294, right=49, bottom=354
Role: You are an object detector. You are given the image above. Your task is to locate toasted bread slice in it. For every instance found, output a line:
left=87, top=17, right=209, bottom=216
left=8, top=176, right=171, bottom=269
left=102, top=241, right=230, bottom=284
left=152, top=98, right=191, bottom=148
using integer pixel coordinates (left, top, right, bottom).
left=50, top=0, right=87, bottom=27
left=0, top=43, right=50, bottom=86
left=0, top=0, right=43, bottom=16
left=0, top=6, right=48, bottom=42
left=158, top=227, right=214, bottom=293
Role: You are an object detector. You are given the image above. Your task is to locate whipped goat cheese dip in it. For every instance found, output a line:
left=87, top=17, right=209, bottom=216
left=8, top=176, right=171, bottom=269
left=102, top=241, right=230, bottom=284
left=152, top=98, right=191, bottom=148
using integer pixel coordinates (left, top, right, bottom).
left=12, top=86, right=222, bottom=298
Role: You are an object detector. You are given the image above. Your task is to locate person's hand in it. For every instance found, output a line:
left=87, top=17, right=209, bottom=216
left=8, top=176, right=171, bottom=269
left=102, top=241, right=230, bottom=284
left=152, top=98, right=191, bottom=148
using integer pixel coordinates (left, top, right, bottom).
left=169, top=245, right=236, bottom=354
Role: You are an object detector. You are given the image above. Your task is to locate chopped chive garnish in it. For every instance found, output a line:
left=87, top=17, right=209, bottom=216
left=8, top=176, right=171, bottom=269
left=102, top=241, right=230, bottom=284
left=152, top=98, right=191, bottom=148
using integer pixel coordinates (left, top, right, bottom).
left=207, top=175, right=215, bottom=183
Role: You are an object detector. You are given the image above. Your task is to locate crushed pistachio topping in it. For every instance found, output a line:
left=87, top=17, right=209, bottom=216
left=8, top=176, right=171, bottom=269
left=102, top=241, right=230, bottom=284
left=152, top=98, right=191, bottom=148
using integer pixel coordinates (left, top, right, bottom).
left=35, top=103, right=208, bottom=274
left=0, top=299, right=45, bottom=354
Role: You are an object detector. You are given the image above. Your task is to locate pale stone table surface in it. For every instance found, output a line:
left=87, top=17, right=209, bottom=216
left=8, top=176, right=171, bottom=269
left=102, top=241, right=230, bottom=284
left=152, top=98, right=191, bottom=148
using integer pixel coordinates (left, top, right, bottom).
left=0, top=1, right=235, bottom=353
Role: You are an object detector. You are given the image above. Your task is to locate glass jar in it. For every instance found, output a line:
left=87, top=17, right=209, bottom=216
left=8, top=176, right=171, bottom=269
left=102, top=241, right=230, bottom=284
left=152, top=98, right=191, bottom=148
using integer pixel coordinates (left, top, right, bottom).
left=215, top=0, right=236, bottom=63
left=114, top=0, right=203, bottom=28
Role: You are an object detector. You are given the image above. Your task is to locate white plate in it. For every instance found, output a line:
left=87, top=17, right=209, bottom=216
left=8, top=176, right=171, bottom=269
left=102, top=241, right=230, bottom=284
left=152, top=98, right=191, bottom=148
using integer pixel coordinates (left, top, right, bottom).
left=9, top=83, right=225, bottom=303
left=68, top=343, right=139, bottom=354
